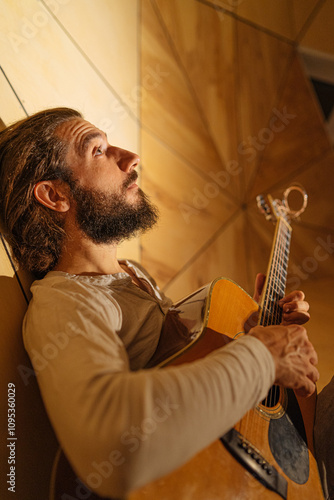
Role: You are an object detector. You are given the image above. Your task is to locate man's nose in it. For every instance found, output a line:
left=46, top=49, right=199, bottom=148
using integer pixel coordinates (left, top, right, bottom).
left=116, top=148, right=140, bottom=172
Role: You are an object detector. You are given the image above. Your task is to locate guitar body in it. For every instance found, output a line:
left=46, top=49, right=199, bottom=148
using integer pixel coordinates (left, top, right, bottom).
left=129, top=278, right=324, bottom=500
left=50, top=278, right=324, bottom=500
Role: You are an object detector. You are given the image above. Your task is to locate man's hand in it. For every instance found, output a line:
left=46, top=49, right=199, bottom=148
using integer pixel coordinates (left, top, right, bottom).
left=279, top=290, right=310, bottom=325
left=249, top=324, right=319, bottom=397
left=253, top=273, right=310, bottom=325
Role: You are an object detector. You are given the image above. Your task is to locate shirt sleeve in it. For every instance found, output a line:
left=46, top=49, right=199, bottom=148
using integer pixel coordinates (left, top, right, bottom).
left=23, top=282, right=275, bottom=499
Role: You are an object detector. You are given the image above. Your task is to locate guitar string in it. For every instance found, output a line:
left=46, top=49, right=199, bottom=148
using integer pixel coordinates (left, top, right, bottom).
left=240, top=221, right=279, bottom=434
left=271, top=221, right=284, bottom=407
left=267, top=225, right=280, bottom=408
left=262, top=221, right=280, bottom=407
left=262, top=219, right=290, bottom=408
left=240, top=217, right=291, bottom=438
left=272, top=221, right=287, bottom=407
left=269, top=220, right=290, bottom=408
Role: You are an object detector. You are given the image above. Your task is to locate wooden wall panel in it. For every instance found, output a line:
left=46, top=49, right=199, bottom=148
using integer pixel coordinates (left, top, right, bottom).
left=154, top=0, right=240, bottom=197
left=0, top=73, right=26, bottom=125
left=0, top=1, right=139, bottom=150
left=140, top=0, right=229, bottom=188
left=141, top=130, right=237, bottom=287
left=291, top=0, right=325, bottom=39
left=236, top=22, right=293, bottom=197
left=241, top=207, right=277, bottom=290
left=290, top=225, right=334, bottom=283
left=165, top=211, right=250, bottom=300
left=248, top=55, right=332, bottom=200
left=204, top=0, right=236, bottom=15
left=236, top=0, right=320, bottom=40
left=51, top=0, right=140, bottom=120
left=300, top=0, right=334, bottom=54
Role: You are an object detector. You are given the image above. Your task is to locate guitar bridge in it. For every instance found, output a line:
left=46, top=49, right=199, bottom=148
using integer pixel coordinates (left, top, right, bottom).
left=220, top=429, right=287, bottom=499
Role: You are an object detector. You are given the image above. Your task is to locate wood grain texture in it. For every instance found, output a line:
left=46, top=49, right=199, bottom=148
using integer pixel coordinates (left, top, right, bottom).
left=155, top=0, right=240, bottom=197
left=248, top=55, right=332, bottom=200
left=164, top=211, right=251, bottom=299
left=236, top=21, right=294, bottom=197
left=299, top=0, right=334, bottom=54
left=140, top=0, right=227, bottom=182
left=236, top=0, right=320, bottom=41
left=141, top=130, right=237, bottom=287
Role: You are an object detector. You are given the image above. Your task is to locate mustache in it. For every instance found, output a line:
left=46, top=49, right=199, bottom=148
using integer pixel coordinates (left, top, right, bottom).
left=123, top=170, right=139, bottom=189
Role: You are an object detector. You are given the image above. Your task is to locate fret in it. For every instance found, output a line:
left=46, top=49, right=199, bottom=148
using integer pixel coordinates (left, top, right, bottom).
left=259, top=217, right=292, bottom=327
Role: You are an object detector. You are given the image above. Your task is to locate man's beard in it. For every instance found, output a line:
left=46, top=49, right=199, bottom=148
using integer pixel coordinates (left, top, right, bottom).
left=69, top=171, right=159, bottom=244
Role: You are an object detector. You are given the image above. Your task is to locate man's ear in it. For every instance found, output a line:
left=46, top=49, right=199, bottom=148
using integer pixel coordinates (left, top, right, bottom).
left=33, top=180, right=70, bottom=212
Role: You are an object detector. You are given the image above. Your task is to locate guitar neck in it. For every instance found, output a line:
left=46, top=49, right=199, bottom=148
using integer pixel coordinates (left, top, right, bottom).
left=259, top=216, right=292, bottom=326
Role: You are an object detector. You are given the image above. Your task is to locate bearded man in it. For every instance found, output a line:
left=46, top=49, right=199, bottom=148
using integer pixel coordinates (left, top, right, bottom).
left=0, top=108, right=318, bottom=499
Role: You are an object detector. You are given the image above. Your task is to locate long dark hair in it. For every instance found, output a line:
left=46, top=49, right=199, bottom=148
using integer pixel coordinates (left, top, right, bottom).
left=0, top=107, right=81, bottom=277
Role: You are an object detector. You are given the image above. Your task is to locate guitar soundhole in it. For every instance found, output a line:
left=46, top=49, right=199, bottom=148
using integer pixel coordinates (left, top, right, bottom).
left=257, top=385, right=287, bottom=419
left=262, top=385, right=280, bottom=408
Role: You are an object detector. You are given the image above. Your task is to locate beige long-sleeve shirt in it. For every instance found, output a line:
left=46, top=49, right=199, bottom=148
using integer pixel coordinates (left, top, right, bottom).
left=23, top=260, right=275, bottom=498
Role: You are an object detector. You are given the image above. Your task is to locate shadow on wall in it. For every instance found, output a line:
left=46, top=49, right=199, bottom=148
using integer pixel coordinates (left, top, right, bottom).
left=0, top=270, right=59, bottom=500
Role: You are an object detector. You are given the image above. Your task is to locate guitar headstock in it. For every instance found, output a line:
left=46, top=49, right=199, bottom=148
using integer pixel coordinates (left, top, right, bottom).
left=256, top=184, right=308, bottom=224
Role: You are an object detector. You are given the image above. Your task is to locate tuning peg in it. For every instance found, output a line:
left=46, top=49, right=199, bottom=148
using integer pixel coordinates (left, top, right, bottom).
left=256, top=195, right=272, bottom=220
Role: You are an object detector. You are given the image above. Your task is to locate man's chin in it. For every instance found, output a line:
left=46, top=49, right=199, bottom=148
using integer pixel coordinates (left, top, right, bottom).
left=125, top=194, right=144, bottom=211
left=126, top=186, right=140, bottom=200
left=128, top=186, right=147, bottom=203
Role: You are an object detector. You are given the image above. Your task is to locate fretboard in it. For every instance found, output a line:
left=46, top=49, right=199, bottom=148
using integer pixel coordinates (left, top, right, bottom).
left=259, top=217, right=292, bottom=326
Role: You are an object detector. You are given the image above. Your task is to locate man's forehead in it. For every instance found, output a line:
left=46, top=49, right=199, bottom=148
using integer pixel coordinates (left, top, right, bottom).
left=57, top=118, right=101, bottom=142
left=57, top=118, right=106, bottom=157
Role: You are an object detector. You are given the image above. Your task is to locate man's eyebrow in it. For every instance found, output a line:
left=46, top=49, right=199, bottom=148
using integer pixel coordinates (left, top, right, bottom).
left=76, top=131, right=107, bottom=157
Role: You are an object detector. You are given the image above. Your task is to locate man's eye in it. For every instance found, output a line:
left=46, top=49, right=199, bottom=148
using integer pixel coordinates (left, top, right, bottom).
left=94, top=146, right=104, bottom=156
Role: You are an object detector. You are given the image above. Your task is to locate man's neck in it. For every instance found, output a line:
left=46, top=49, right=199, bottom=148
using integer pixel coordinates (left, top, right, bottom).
left=54, top=226, right=123, bottom=276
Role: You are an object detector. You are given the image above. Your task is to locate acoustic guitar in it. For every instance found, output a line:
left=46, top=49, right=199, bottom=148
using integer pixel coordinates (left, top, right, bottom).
left=50, top=186, right=324, bottom=500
